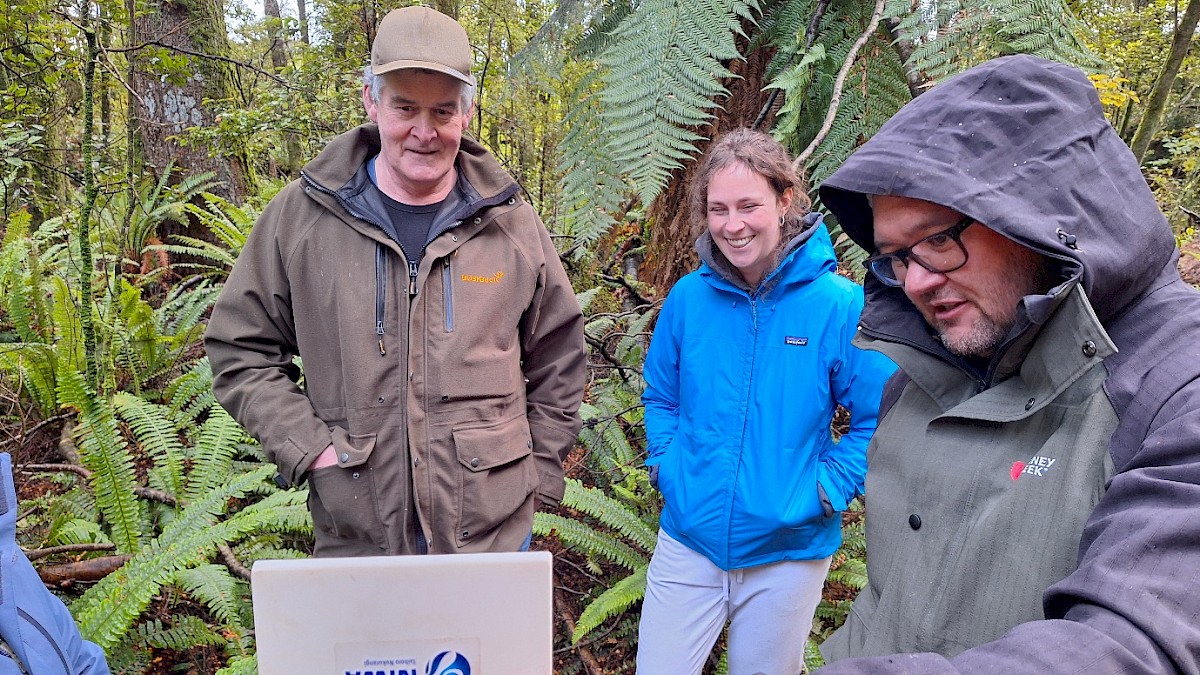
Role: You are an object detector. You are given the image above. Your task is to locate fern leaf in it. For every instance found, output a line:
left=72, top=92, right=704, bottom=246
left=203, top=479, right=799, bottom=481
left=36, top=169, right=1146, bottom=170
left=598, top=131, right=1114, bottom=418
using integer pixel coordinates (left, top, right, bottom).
left=74, top=464, right=275, bottom=649
left=561, top=478, right=657, bottom=553
left=572, top=565, right=647, bottom=642
left=58, top=370, right=144, bottom=552
left=534, top=512, right=648, bottom=571
left=184, top=405, right=244, bottom=503
left=175, top=564, right=249, bottom=628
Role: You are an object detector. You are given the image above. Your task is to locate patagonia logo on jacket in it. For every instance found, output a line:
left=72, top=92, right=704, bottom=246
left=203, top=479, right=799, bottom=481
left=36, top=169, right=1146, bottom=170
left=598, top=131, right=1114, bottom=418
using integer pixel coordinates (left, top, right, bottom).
left=461, top=270, right=505, bottom=284
left=1010, top=455, right=1057, bottom=481
left=785, top=336, right=809, bottom=346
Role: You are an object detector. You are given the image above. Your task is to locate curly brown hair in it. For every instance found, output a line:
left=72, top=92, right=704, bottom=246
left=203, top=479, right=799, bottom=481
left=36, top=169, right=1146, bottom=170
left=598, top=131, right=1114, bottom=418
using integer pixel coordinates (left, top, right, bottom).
left=687, top=128, right=812, bottom=270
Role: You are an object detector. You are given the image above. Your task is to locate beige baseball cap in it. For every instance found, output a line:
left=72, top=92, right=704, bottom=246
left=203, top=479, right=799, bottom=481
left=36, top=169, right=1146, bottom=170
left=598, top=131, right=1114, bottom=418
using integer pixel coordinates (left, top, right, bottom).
left=371, top=6, right=476, bottom=86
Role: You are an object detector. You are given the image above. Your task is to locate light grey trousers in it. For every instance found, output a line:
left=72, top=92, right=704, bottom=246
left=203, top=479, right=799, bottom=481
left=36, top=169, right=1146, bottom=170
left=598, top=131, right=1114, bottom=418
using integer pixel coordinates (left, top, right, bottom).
left=636, top=529, right=832, bottom=675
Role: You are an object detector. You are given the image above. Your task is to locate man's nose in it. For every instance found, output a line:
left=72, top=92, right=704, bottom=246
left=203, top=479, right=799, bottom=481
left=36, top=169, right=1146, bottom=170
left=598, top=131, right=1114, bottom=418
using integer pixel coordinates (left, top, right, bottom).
left=902, top=261, right=946, bottom=297
left=411, top=114, right=436, bottom=141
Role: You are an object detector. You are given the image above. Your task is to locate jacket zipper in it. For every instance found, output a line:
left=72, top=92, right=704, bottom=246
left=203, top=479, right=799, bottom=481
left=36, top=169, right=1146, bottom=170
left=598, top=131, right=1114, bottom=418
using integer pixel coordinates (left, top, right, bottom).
left=443, top=257, right=455, bottom=332
left=375, top=244, right=387, bottom=355
left=17, top=607, right=69, bottom=671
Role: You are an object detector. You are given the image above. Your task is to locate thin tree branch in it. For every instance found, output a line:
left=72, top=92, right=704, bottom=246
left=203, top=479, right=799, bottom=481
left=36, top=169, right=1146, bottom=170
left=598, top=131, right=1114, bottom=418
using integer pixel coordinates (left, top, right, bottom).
left=218, top=542, right=251, bottom=581
left=24, top=464, right=178, bottom=505
left=26, top=542, right=117, bottom=562
left=0, top=412, right=71, bottom=453
left=107, top=39, right=289, bottom=86
left=552, top=579, right=603, bottom=675
left=599, top=273, right=651, bottom=308
left=793, top=0, right=887, bottom=170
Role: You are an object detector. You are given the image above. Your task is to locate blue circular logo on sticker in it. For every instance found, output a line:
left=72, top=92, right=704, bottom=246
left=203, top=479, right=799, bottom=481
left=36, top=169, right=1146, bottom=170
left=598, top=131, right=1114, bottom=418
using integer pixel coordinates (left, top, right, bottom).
left=426, top=651, right=471, bottom=675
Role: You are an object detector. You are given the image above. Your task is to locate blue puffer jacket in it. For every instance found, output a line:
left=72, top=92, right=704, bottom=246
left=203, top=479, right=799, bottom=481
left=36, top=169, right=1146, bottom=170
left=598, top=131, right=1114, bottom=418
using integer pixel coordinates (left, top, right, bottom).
left=643, top=218, right=895, bottom=570
left=0, top=453, right=110, bottom=674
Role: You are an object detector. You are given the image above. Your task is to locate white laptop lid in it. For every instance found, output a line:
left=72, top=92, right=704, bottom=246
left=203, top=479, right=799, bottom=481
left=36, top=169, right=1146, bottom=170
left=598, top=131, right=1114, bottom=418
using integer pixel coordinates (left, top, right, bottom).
left=251, top=551, right=553, bottom=675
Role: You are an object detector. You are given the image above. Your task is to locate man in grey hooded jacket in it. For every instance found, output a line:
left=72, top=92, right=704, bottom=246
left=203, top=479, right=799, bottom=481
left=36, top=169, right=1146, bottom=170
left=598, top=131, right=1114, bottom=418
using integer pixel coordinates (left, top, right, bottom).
left=815, top=55, right=1200, bottom=673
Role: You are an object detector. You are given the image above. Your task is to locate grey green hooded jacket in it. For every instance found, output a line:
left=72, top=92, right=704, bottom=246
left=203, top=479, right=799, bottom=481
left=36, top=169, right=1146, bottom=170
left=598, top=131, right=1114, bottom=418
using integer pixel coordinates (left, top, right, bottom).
left=205, top=125, right=586, bottom=557
left=815, top=55, right=1200, bottom=673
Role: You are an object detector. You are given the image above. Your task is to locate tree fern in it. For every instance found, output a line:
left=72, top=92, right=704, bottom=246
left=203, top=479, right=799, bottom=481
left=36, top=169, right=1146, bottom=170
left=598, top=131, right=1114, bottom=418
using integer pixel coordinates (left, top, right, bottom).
left=556, top=78, right=630, bottom=252
left=597, top=0, right=755, bottom=204
left=892, top=0, right=1102, bottom=82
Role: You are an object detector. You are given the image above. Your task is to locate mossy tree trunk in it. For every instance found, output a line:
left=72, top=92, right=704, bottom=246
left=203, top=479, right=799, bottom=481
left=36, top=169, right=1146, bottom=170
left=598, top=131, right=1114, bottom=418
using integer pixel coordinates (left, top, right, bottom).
left=1128, top=0, right=1200, bottom=163
left=129, top=0, right=248, bottom=201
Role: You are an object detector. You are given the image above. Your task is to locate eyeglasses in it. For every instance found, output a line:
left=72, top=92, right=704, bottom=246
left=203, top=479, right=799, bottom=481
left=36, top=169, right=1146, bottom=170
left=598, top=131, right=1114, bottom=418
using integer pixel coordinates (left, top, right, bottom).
left=863, top=217, right=974, bottom=287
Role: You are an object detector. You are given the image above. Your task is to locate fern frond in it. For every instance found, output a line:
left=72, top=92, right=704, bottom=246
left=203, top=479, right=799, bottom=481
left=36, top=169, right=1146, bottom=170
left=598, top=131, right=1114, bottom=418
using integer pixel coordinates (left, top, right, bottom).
left=112, top=392, right=186, bottom=500
left=58, top=370, right=143, bottom=552
left=74, top=464, right=275, bottom=649
left=134, top=616, right=225, bottom=651
left=183, top=405, right=244, bottom=503
left=534, top=512, right=648, bottom=571
left=174, top=564, right=249, bottom=628
left=560, top=478, right=656, bottom=552
left=592, top=0, right=755, bottom=204
left=572, top=565, right=647, bottom=642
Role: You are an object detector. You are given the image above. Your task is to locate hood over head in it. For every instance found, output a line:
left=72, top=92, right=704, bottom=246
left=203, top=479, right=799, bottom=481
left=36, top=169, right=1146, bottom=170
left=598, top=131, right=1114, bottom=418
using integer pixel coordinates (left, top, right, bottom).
left=819, top=54, right=1175, bottom=326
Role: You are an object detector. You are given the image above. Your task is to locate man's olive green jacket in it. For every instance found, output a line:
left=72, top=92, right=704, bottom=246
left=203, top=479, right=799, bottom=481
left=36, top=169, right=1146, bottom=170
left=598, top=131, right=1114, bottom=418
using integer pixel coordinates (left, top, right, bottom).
left=205, top=124, right=585, bottom=556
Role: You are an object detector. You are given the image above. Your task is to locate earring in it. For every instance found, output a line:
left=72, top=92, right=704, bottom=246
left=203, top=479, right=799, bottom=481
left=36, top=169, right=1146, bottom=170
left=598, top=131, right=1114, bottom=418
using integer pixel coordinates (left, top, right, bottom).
left=779, top=215, right=785, bottom=226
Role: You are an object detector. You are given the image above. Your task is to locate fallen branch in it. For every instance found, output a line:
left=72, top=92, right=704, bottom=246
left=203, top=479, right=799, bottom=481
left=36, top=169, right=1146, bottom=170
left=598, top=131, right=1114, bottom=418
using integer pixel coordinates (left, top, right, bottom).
left=218, top=542, right=251, bottom=581
left=24, top=463, right=180, bottom=507
left=38, top=554, right=133, bottom=586
left=26, top=542, right=117, bottom=562
left=553, top=580, right=603, bottom=675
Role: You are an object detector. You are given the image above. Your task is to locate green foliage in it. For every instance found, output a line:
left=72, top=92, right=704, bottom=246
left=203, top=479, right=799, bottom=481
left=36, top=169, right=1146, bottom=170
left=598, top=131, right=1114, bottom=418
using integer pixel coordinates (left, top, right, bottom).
left=535, top=473, right=658, bottom=643
left=596, top=0, right=756, bottom=204
left=804, top=498, right=868, bottom=670
left=152, top=192, right=259, bottom=279
left=74, top=464, right=275, bottom=649
left=59, top=369, right=145, bottom=553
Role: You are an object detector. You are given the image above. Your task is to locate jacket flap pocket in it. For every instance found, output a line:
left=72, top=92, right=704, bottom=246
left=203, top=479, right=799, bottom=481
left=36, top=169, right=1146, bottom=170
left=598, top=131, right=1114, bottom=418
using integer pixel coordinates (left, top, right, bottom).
left=330, top=427, right=376, bottom=468
left=453, top=416, right=533, bottom=473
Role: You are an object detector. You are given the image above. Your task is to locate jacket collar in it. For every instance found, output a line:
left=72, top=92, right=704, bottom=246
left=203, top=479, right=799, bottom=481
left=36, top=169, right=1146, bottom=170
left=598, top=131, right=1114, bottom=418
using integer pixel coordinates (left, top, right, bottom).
left=855, top=283, right=1115, bottom=419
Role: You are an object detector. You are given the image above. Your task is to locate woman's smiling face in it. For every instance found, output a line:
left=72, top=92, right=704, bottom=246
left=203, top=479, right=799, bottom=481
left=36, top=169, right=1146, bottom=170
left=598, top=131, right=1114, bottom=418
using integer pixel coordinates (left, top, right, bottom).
left=706, top=163, right=791, bottom=287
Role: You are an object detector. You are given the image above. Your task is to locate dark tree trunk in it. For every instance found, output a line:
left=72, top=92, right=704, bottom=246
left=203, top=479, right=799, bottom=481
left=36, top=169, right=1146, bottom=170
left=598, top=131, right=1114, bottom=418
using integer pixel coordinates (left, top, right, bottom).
left=264, top=0, right=288, bottom=72
left=643, top=28, right=776, bottom=293
left=297, top=0, right=310, bottom=44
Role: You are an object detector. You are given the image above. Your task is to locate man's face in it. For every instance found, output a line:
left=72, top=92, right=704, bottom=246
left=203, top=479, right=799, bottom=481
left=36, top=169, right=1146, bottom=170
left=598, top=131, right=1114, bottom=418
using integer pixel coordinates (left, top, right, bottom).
left=872, top=195, right=1044, bottom=358
left=363, top=69, right=471, bottom=204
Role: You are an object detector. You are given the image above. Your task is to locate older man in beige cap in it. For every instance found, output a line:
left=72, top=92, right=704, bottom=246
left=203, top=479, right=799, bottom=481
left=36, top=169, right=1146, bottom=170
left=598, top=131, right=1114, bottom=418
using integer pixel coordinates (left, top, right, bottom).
left=205, top=6, right=586, bottom=557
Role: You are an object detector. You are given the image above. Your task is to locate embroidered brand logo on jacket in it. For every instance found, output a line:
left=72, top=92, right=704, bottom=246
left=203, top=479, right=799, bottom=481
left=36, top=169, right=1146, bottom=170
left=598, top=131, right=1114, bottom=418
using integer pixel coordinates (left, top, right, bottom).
left=1010, top=455, right=1057, bottom=481
left=785, top=336, right=809, bottom=346
left=461, top=271, right=505, bottom=284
